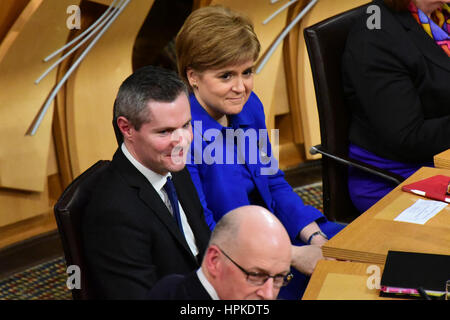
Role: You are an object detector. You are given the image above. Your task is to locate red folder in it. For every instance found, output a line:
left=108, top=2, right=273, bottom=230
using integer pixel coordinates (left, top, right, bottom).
left=401, top=175, right=450, bottom=203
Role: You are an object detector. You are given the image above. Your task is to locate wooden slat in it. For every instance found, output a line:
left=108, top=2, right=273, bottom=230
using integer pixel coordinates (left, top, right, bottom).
left=192, top=0, right=213, bottom=10
left=53, top=56, right=74, bottom=189
left=276, top=113, right=305, bottom=169
left=303, top=260, right=395, bottom=300
left=283, top=0, right=308, bottom=144
left=0, top=205, right=57, bottom=250
left=47, top=133, right=59, bottom=176
left=434, top=149, right=450, bottom=170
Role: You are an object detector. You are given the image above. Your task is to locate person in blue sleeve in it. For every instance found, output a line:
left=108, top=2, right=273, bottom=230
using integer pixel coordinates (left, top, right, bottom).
left=175, top=5, right=345, bottom=299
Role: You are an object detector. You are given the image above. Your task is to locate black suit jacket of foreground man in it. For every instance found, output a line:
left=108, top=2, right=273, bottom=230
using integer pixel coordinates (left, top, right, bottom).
left=82, top=148, right=211, bottom=299
left=149, top=271, right=212, bottom=300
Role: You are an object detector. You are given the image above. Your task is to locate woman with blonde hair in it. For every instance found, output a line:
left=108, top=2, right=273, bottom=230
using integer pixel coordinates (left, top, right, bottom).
left=176, top=5, right=344, bottom=299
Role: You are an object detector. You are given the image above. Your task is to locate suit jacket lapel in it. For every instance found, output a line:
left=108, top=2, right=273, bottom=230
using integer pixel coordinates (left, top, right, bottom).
left=172, top=170, right=210, bottom=256
left=396, top=10, right=450, bottom=72
left=183, top=272, right=213, bottom=300
left=137, top=186, right=195, bottom=258
left=112, top=149, right=197, bottom=263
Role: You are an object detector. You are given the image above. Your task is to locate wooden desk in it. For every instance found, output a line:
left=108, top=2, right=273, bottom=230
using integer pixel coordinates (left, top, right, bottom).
left=434, top=149, right=450, bottom=170
left=302, top=260, right=395, bottom=300
left=322, top=167, right=450, bottom=265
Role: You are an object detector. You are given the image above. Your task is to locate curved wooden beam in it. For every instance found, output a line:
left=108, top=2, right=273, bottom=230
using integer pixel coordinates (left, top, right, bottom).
left=283, top=0, right=309, bottom=145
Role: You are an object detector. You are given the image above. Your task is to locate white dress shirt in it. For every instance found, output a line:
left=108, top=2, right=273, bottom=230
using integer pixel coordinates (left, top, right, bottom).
left=196, top=268, right=219, bottom=300
left=121, top=143, right=199, bottom=257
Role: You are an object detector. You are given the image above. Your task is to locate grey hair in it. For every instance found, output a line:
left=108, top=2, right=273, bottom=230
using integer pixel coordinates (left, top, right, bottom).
left=113, top=65, right=188, bottom=130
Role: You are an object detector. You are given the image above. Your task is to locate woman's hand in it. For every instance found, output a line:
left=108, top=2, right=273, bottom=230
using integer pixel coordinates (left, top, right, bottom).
left=290, top=245, right=325, bottom=276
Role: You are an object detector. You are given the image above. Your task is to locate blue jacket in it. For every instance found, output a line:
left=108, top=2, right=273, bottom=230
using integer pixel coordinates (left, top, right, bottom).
left=187, top=92, right=326, bottom=241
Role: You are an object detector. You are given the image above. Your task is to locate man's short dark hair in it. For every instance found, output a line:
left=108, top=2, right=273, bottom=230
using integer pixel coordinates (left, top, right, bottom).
left=113, top=66, right=188, bottom=131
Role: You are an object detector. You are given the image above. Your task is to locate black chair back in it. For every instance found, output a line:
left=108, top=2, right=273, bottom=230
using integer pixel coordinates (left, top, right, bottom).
left=54, top=160, right=110, bottom=299
left=304, top=6, right=366, bottom=222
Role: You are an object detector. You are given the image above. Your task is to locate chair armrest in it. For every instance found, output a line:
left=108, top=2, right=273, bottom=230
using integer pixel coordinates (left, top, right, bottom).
left=310, top=145, right=405, bottom=185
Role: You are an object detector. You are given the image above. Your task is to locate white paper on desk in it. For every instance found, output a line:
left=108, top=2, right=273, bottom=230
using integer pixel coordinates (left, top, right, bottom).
left=394, top=199, right=448, bottom=225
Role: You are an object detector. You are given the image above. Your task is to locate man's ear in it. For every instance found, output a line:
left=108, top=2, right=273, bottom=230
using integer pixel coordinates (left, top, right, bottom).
left=116, top=116, right=134, bottom=141
left=204, top=245, right=222, bottom=278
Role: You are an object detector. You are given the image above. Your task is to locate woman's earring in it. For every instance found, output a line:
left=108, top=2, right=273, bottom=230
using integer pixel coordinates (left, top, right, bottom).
left=192, top=83, right=198, bottom=89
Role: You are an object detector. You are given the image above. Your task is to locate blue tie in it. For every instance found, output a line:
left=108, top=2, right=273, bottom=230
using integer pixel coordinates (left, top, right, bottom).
left=163, top=177, right=184, bottom=235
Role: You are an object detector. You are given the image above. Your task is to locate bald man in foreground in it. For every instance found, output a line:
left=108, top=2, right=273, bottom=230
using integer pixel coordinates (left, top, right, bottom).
left=149, top=205, right=293, bottom=300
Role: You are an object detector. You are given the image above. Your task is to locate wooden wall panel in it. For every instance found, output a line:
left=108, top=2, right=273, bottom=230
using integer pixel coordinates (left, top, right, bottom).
left=0, top=0, right=78, bottom=227
left=283, top=0, right=309, bottom=145
left=0, top=137, right=61, bottom=228
left=66, top=0, right=155, bottom=176
left=193, top=0, right=213, bottom=9
left=0, top=0, right=30, bottom=43
left=0, top=0, right=80, bottom=192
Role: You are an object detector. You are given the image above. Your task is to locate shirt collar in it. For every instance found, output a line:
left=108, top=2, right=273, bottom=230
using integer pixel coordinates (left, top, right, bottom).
left=196, top=268, right=220, bottom=300
left=189, top=93, right=254, bottom=142
left=121, top=143, right=171, bottom=191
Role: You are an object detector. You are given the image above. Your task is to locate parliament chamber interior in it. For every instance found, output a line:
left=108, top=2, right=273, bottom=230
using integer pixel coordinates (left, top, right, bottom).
left=0, top=0, right=449, bottom=303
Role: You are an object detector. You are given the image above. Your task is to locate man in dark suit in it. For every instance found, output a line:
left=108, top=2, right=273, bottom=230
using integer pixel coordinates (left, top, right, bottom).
left=149, top=205, right=293, bottom=300
left=82, top=66, right=211, bottom=299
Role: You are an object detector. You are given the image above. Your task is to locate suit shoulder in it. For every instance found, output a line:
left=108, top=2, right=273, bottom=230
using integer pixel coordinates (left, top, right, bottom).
left=344, top=5, right=415, bottom=68
left=347, top=3, right=405, bottom=43
left=148, top=274, right=186, bottom=300
left=83, top=166, right=148, bottom=226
